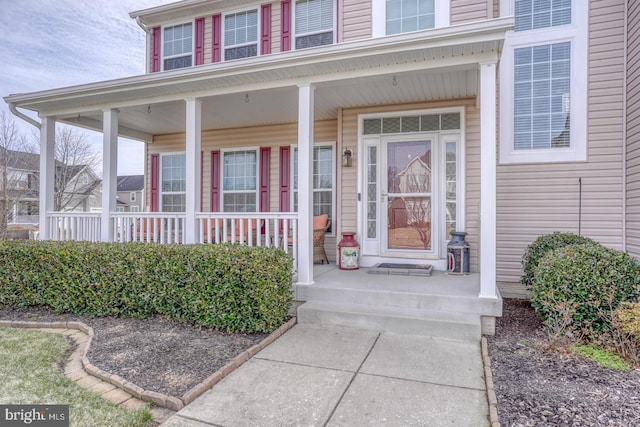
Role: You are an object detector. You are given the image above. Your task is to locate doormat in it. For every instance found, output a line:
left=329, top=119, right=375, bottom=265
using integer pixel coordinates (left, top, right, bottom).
left=368, top=263, right=433, bottom=276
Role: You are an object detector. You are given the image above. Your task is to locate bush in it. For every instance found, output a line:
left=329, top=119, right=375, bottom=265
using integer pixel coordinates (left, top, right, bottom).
left=521, top=232, right=595, bottom=289
left=530, top=243, right=640, bottom=340
left=0, top=241, right=293, bottom=333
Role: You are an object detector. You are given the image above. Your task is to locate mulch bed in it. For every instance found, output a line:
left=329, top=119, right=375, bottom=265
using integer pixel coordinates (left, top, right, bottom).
left=3, top=301, right=640, bottom=425
left=0, top=307, right=268, bottom=397
left=487, top=299, right=640, bottom=426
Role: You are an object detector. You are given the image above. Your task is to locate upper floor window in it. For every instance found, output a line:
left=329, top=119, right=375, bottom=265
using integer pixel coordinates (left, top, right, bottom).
left=163, top=23, right=193, bottom=70
left=130, top=191, right=137, bottom=202
left=372, top=0, right=449, bottom=37
left=500, top=0, right=586, bottom=164
left=224, top=9, right=259, bottom=60
left=294, top=0, right=335, bottom=49
left=386, top=0, right=435, bottom=35
left=514, top=0, right=571, bottom=32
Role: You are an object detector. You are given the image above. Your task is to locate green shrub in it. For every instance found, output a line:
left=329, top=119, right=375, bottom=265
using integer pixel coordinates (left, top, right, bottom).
left=0, top=240, right=293, bottom=333
left=521, top=232, right=596, bottom=289
left=530, top=243, right=640, bottom=339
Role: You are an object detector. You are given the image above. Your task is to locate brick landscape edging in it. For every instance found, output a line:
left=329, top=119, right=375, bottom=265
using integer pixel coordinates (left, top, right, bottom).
left=481, top=337, right=500, bottom=427
left=0, top=316, right=298, bottom=411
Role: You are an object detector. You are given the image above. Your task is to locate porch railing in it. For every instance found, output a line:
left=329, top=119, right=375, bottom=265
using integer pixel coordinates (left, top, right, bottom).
left=44, top=211, right=298, bottom=271
left=47, top=212, right=102, bottom=242
left=112, top=212, right=185, bottom=244
left=195, top=212, right=298, bottom=269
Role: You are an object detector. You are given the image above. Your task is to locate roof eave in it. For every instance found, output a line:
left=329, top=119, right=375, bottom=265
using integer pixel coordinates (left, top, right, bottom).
left=4, top=17, right=513, bottom=114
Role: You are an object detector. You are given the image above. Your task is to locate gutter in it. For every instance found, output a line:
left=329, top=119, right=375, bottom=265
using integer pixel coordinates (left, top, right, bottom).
left=7, top=102, right=40, bottom=129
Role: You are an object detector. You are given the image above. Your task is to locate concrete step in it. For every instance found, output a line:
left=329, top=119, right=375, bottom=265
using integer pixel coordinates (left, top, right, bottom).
left=297, top=301, right=481, bottom=341
left=296, top=285, right=499, bottom=318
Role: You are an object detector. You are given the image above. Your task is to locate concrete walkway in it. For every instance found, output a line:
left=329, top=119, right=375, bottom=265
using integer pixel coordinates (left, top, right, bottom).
left=161, top=324, right=489, bottom=427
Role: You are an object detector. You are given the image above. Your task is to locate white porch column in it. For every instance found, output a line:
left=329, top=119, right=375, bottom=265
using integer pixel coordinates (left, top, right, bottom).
left=479, top=61, right=497, bottom=298
left=39, top=117, right=55, bottom=240
left=101, top=109, right=118, bottom=242
left=297, top=84, right=315, bottom=285
left=184, top=98, right=202, bottom=244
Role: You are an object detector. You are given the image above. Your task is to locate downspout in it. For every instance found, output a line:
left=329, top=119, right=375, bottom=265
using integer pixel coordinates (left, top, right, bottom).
left=135, top=16, right=151, bottom=75
left=622, top=1, right=628, bottom=252
left=7, top=102, right=40, bottom=129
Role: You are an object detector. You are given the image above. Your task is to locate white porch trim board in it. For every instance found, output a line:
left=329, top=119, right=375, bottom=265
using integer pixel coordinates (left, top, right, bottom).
left=479, top=61, right=497, bottom=299
left=39, top=117, right=55, bottom=240
left=297, top=84, right=315, bottom=286
left=185, top=98, right=202, bottom=244
left=101, top=109, right=118, bottom=242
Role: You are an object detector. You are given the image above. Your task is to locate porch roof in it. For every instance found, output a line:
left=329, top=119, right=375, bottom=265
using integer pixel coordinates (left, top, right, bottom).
left=4, top=17, right=512, bottom=140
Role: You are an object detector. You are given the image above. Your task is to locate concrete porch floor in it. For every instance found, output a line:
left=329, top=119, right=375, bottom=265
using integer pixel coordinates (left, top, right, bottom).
left=306, top=264, right=483, bottom=298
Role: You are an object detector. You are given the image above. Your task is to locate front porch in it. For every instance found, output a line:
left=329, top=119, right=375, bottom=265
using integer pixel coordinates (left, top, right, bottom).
left=296, top=264, right=502, bottom=338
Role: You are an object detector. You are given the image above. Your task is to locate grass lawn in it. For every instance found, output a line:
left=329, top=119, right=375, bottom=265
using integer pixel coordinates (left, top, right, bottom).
left=0, top=328, right=152, bottom=427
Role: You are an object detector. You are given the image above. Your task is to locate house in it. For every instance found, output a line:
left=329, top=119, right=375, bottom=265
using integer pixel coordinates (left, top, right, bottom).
left=116, top=175, right=145, bottom=213
left=4, top=0, right=635, bottom=336
left=0, top=148, right=39, bottom=226
left=54, top=164, right=102, bottom=213
left=1, top=148, right=101, bottom=225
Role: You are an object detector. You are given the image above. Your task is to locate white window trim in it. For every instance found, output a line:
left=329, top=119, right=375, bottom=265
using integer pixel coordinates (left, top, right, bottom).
left=292, top=0, right=337, bottom=50
left=499, top=2, right=588, bottom=164
left=290, top=141, right=337, bottom=237
left=159, top=152, right=186, bottom=212
left=130, top=191, right=137, bottom=202
left=161, top=20, right=195, bottom=71
left=371, top=0, right=450, bottom=38
left=220, top=147, right=260, bottom=212
left=222, top=6, right=261, bottom=60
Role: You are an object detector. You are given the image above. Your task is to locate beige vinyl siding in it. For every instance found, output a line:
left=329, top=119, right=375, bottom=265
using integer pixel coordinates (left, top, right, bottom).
left=450, top=0, right=489, bottom=25
left=203, top=16, right=212, bottom=65
left=340, top=99, right=480, bottom=272
left=496, top=1, right=626, bottom=284
left=271, top=1, right=282, bottom=53
left=627, top=0, right=640, bottom=258
left=342, top=0, right=372, bottom=42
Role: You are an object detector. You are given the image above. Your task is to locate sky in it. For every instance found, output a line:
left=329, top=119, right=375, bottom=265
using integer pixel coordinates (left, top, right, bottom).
left=0, top=0, right=173, bottom=175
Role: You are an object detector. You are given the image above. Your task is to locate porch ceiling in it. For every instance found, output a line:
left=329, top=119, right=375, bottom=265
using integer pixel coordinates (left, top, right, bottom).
left=4, top=18, right=512, bottom=141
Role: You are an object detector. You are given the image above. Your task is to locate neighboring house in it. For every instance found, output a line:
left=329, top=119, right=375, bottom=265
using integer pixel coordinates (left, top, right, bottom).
left=5, top=1, right=637, bottom=333
left=0, top=148, right=39, bottom=225
left=55, top=164, right=102, bottom=213
left=0, top=147, right=101, bottom=225
left=116, top=175, right=145, bottom=213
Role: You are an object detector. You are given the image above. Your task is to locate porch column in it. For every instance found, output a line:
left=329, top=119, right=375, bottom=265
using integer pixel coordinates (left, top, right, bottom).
left=297, top=84, right=315, bottom=285
left=479, top=60, right=497, bottom=298
left=184, top=98, right=202, bottom=244
left=101, top=109, right=118, bottom=242
left=39, top=117, right=55, bottom=240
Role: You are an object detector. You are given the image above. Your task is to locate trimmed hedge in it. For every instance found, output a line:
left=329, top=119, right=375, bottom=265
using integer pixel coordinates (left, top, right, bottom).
left=0, top=240, right=293, bottom=333
left=521, top=232, right=595, bottom=289
left=530, top=243, right=640, bottom=338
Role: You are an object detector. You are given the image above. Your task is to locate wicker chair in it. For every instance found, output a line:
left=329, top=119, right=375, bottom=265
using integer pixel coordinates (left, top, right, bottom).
left=312, top=214, right=330, bottom=264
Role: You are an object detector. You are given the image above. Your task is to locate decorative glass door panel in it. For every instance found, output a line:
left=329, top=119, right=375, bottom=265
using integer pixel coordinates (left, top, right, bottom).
left=385, top=140, right=433, bottom=252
